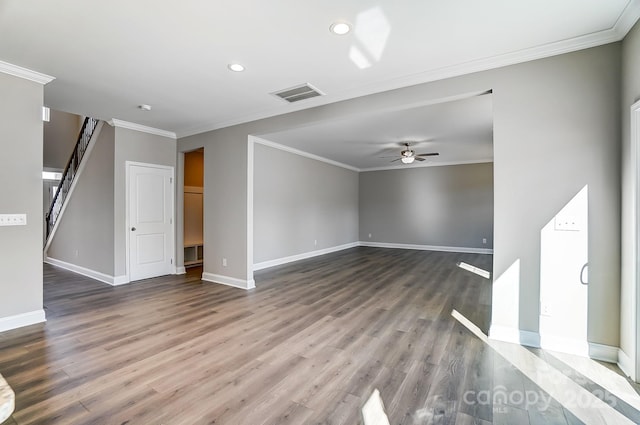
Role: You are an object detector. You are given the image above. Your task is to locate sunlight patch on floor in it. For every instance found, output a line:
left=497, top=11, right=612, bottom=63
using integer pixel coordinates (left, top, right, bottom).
left=548, top=351, right=640, bottom=412
left=457, top=261, right=491, bottom=279
left=452, top=309, right=636, bottom=424
left=361, top=388, right=391, bottom=425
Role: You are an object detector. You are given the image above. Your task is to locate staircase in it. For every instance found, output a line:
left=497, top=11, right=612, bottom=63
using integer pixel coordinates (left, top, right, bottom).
left=45, top=117, right=100, bottom=245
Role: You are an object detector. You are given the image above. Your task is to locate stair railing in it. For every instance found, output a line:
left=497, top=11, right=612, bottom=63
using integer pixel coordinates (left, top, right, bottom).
left=45, top=117, right=99, bottom=241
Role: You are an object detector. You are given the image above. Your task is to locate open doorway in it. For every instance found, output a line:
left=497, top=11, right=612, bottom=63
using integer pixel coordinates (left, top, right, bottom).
left=183, top=149, right=204, bottom=271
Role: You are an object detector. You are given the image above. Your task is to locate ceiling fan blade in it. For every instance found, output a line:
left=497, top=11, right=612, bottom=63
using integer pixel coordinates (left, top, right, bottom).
left=415, top=157, right=426, bottom=161
left=416, top=152, right=439, bottom=157
left=390, top=158, right=401, bottom=163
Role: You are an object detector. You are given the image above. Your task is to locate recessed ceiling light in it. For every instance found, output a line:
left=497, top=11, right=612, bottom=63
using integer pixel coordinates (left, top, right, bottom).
left=138, top=104, right=152, bottom=111
left=330, top=21, right=351, bottom=35
left=228, top=63, right=245, bottom=72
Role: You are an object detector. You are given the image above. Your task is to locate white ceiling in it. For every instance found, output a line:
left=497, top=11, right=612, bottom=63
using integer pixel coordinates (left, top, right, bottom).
left=1, top=0, right=638, bottom=168
left=258, top=93, right=493, bottom=171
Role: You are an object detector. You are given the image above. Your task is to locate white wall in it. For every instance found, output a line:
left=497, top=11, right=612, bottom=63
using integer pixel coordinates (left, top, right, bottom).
left=0, top=72, right=45, bottom=326
left=253, top=142, right=359, bottom=265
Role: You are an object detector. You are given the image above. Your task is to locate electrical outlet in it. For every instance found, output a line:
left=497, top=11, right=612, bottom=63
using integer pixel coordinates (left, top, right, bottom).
left=222, top=258, right=227, bottom=267
left=314, top=239, right=317, bottom=246
left=482, top=238, right=487, bottom=244
left=368, top=233, right=372, bottom=239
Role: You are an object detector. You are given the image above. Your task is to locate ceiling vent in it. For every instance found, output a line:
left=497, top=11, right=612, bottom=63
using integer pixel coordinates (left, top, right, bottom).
left=271, top=83, right=324, bottom=103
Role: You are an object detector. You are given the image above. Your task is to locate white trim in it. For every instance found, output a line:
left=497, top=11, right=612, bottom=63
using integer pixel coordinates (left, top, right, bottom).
left=489, top=325, right=540, bottom=348
left=247, top=137, right=255, bottom=284
left=253, top=242, right=360, bottom=271
left=359, top=241, right=493, bottom=255
left=175, top=266, right=187, bottom=275
left=360, top=158, right=494, bottom=173
left=540, top=335, right=590, bottom=357
left=45, top=257, right=128, bottom=286
left=112, top=275, right=129, bottom=286
left=615, top=0, right=640, bottom=38
left=252, top=136, right=359, bottom=172
left=489, top=327, right=620, bottom=363
left=109, top=119, right=177, bottom=139
left=0, top=310, right=46, bottom=333
left=202, top=272, right=256, bottom=290
left=44, top=121, right=104, bottom=253
left=0, top=60, right=55, bottom=84
left=588, top=343, right=619, bottom=363
left=634, top=99, right=640, bottom=382
left=125, top=162, right=176, bottom=282
left=619, top=348, right=635, bottom=379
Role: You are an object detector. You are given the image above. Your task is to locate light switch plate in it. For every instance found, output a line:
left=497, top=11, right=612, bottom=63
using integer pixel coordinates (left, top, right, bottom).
left=0, top=214, right=27, bottom=226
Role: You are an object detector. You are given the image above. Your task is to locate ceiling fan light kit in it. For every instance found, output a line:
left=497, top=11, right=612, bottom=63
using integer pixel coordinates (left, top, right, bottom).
left=392, top=142, right=439, bottom=165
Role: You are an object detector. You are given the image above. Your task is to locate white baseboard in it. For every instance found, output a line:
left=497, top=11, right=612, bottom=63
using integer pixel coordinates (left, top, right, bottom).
left=618, top=348, right=636, bottom=380
left=490, top=326, right=621, bottom=364
left=45, top=257, right=124, bottom=286
left=202, top=272, right=255, bottom=290
left=112, top=275, right=129, bottom=286
left=175, top=266, right=186, bottom=275
left=253, top=242, right=359, bottom=271
left=358, top=241, right=493, bottom=255
left=0, top=309, right=46, bottom=333
left=489, top=325, right=540, bottom=348
left=588, top=343, right=619, bottom=363
left=540, top=335, right=589, bottom=357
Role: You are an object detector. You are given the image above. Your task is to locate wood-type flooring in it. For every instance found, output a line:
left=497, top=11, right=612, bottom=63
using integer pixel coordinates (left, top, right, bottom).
left=0, top=247, right=638, bottom=424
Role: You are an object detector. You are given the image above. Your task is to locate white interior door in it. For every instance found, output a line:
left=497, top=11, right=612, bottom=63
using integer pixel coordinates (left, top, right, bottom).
left=128, top=163, right=174, bottom=281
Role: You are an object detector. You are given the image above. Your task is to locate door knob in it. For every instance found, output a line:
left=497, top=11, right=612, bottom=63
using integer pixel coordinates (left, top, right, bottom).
left=131, top=227, right=136, bottom=231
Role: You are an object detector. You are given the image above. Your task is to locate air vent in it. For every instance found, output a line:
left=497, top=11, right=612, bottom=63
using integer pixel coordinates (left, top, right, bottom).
left=271, top=83, right=324, bottom=103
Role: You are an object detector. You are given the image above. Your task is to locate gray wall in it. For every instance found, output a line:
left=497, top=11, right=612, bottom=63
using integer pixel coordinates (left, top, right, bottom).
left=253, top=142, right=359, bottom=264
left=47, top=124, right=115, bottom=275
left=620, top=21, right=640, bottom=362
left=113, top=127, right=177, bottom=277
left=0, top=73, right=44, bottom=318
left=490, top=45, right=620, bottom=345
left=47, top=124, right=176, bottom=279
left=179, top=127, right=249, bottom=280
left=359, top=163, right=493, bottom=249
left=179, top=42, right=621, bottom=347
left=43, top=109, right=82, bottom=170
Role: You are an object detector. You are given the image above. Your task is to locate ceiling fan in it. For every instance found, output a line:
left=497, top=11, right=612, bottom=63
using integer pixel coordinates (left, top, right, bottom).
left=388, top=143, right=439, bottom=164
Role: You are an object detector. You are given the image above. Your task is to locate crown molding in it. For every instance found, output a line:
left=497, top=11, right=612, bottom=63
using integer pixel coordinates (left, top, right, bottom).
left=108, top=119, right=177, bottom=139
left=252, top=136, right=492, bottom=173
left=0, top=60, right=55, bottom=85
left=615, top=0, right=640, bottom=39
left=360, top=158, right=493, bottom=173
left=251, top=136, right=360, bottom=172
left=176, top=6, right=640, bottom=139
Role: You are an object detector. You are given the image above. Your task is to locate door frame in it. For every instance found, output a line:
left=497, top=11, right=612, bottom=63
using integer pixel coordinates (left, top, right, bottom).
left=633, top=100, right=640, bottom=381
left=125, top=160, right=176, bottom=282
